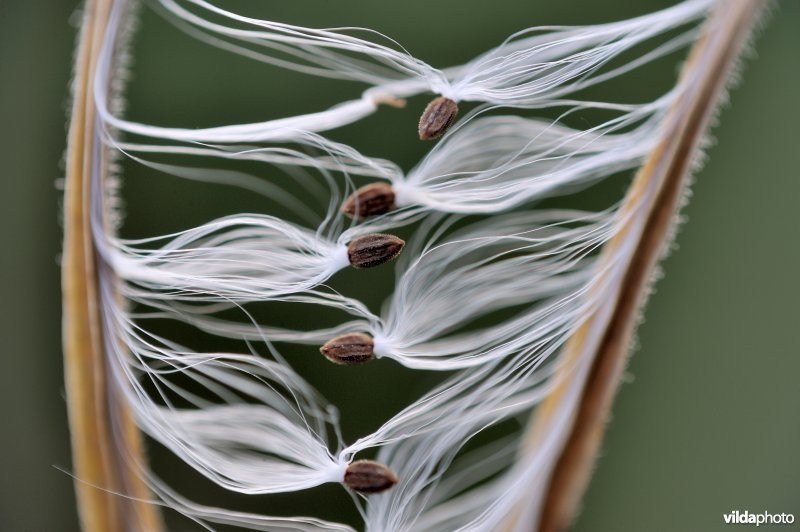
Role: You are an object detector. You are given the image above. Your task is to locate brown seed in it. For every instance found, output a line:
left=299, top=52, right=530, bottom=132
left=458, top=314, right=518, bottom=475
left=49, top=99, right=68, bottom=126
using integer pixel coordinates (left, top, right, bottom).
left=342, top=183, right=396, bottom=219
left=347, top=234, right=405, bottom=269
left=418, top=96, right=459, bottom=140
left=320, top=333, right=375, bottom=365
left=344, top=460, right=399, bottom=494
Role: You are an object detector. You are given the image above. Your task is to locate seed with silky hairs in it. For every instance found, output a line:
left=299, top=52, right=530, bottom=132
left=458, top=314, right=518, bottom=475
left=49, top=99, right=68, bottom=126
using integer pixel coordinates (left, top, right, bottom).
left=347, top=234, right=405, bottom=269
left=342, top=183, right=396, bottom=219
left=344, top=460, right=399, bottom=494
left=418, top=96, right=459, bottom=140
left=320, top=333, right=375, bottom=365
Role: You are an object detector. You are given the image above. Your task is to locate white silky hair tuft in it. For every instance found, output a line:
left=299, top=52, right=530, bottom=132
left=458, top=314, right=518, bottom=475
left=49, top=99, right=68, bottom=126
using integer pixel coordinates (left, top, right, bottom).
left=94, top=0, right=713, bottom=144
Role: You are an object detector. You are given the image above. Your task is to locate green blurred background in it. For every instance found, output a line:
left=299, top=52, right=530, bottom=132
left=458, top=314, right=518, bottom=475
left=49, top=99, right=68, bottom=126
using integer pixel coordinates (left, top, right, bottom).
left=1, top=0, right=798, bottom=530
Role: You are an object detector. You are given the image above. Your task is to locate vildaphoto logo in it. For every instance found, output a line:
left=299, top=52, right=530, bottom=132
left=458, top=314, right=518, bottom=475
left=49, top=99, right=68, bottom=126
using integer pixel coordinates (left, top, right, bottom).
left=723, top=510, right=795, bottom=526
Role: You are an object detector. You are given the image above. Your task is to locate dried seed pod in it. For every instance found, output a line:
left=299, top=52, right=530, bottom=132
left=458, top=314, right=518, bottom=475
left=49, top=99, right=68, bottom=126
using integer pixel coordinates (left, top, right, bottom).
left=418, top=96, right=459, bottom=140
left=320, top=333, right=375, bottom=365
left=347, top=234, right=405, bottom=269
left=342, top=183, right=396, bottom=218
left=344, top=460, right=399, bottom=494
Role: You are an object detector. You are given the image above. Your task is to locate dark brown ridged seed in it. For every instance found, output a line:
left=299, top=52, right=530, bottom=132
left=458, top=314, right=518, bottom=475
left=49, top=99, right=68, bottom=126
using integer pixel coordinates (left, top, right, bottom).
left=347, top=234, right=405, bottom=269
left=320, top=333, right=375, bottom=365
left=418, top=96, right=459, bottom=140
left=342, top=183, right=396, bottom=219
left=344, top=460, right=399, bottom=494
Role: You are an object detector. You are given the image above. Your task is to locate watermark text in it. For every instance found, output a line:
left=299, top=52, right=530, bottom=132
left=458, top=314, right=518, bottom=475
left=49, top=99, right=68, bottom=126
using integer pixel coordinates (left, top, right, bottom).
left=723, top=510, right=795, bottom=526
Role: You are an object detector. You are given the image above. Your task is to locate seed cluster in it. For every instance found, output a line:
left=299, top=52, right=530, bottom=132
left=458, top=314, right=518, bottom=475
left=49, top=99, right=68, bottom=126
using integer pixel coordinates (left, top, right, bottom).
left=326, top=97, right=461, bottom=495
